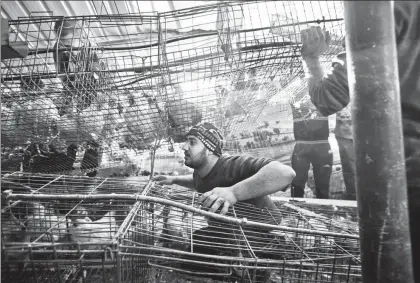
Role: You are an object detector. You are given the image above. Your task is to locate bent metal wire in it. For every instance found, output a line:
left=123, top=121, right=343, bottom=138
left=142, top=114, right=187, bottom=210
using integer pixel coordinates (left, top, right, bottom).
left=2, top=173, right=360, bottom=283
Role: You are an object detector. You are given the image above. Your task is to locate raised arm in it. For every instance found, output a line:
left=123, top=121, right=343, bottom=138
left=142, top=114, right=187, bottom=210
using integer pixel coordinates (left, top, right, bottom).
left=199, top=161, right=295, bottom=214
left=301, top=26, right=350, bottom=116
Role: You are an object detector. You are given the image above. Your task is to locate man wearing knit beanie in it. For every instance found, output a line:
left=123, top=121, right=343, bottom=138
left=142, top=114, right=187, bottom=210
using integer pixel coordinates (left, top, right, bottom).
left=153, top=122, right=296, bottom=215
left=183, top=122, right=224, bottom=166
left=153, top=122, right=295, bottom=279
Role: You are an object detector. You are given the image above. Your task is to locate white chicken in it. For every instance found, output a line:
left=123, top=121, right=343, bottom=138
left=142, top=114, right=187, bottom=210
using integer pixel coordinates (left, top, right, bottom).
left=69, top=210, right=117, bottom=250
left=25, top=202, right=68, bottom=242
left=275, top=214, right=298, bottom=242
left=307, top=218, right=335, bottom=247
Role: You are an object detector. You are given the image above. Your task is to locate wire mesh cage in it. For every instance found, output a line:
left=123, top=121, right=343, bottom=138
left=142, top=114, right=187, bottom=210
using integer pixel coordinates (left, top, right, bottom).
left=2, top=174, right=361, bottom=283
left=2, top=1, right=346, bottom=181
left=1, top=172, right=150, bottom=283
left=118, top=185, right=361, bottom=283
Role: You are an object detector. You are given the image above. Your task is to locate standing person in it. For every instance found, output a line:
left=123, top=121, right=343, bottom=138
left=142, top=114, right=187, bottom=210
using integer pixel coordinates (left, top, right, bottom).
left=300, top=1, right=420, bottom=280
left=290, top=85, right=333, bottom=199
left=300, top=37, right=356, bottom=200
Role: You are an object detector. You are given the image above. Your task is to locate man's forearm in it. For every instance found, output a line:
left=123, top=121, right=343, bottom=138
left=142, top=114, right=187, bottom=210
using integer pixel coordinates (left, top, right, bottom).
left=303, top=56, right=326, bottom=101
left=231, top=162, right=296, bottom=202
left=302, top=55, right=350, bottom=116
left=303, top=56, right=324, bottom=79
left=173, top=174, right=196, bottom=189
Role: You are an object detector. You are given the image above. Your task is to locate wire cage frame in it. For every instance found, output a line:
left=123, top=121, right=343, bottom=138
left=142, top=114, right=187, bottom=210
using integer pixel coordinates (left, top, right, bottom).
left=118, top=185, right=361, bottom=283
left=2, top=172, right=361, bottom=283
left=1, top=172, right=151, bottom=283
left=2, top=1, right=346, bottom=179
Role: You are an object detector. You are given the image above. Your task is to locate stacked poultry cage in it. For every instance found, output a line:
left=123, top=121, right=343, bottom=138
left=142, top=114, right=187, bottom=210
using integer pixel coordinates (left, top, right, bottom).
left=1, top=172, right=150, bottom=283
left=1, top=0, right=346, bottom=176
left=2, top=175, right=361, bottom=283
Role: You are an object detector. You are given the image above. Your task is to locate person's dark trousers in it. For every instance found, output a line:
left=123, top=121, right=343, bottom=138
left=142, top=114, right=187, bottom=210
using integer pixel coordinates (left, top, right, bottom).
left=291, top=141, right=333, bottom=199
left=336, top=136, right=356, bottom=200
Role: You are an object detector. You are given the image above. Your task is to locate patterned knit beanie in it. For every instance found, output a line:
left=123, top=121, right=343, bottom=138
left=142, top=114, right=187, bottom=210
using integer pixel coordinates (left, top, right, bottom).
left=186, top=122, right=224, bottom=157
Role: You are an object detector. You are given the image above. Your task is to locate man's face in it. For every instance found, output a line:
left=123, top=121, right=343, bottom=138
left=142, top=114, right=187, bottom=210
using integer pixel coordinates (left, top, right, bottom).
left=182, top=135, right=208, bottom=169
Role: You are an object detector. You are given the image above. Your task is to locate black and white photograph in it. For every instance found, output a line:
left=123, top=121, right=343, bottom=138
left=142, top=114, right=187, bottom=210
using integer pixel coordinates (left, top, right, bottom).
left=1, top=1, right=419, bottom=282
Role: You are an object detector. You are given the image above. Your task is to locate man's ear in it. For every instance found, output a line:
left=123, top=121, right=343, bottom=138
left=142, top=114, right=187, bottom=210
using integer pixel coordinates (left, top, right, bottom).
left=205, top=148, right=214, bottom=156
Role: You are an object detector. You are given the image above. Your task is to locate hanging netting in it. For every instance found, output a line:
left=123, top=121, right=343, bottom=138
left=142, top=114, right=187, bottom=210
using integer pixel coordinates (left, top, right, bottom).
left=1, top=1, right=345, bottom=196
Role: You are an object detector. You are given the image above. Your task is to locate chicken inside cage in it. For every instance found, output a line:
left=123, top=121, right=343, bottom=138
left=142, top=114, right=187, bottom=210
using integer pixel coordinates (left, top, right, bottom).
left=1, top=173, right=150, bottom=282
left=2, top=175, right=362, bottom=283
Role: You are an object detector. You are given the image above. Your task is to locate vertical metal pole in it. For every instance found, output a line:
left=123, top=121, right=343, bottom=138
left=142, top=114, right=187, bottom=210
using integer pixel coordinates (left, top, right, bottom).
left=116, top=244, right=121, bottom=283
left=344, top=1, right=414, bottom=282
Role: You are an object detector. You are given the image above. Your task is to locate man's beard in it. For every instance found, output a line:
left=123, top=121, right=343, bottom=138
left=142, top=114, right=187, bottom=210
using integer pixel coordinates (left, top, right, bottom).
left=184, top=148, right=207, bottom=169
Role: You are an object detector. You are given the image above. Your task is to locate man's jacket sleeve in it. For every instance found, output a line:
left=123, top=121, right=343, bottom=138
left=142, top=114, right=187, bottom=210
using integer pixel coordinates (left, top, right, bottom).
left=307, top=53, right=350, bottom=116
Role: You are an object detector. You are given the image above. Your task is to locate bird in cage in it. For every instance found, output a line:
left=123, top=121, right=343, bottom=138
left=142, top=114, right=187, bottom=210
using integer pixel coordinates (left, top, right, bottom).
left=166, top=99, right=203, bottom=143
left=2, top=97, right=59, bottom=147
left=68, top=209, right=117, bottom=250
left=20, top=76, right=45, bottom=92
left=25, top=201, right=69, bottom=242
left=56, top=101, right=105, bottom=145
left=22, top=142, right=78, bottom=174
left=53, top=18, right=107, bottom=114
left=123, top=94, right=165, bottom=149
left=61, top=75, right=96, bottom=112
left=53, top=19, right=103, bottom=74
left=53, top=19, right=84, bottom=74
left=80, top=140, right=100, bottom=177
left=102, top=98, right=125, bottom=137
left=159, top=206, right=190, bottom=251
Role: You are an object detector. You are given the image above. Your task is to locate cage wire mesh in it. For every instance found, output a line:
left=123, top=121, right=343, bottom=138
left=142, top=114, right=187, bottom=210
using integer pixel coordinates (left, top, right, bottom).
left=1, top=172, right=151, bottom=283
left=1, top=1, right=346, bottom=197
left=2, top=175, right=361, bottom=283
left=119, top=185, right=361, bottom=283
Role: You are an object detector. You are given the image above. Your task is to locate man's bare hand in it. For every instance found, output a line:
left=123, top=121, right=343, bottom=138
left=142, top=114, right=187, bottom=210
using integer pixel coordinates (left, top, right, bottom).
left=152, top=175, right=174, bottom=186
left=301, top=26, right=331, bottom=58
left=198, top=187, right=238, bottom=215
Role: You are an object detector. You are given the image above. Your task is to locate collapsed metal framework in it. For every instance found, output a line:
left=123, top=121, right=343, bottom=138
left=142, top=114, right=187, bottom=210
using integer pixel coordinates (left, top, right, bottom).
left=1, top=172, right=361, bottom=283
